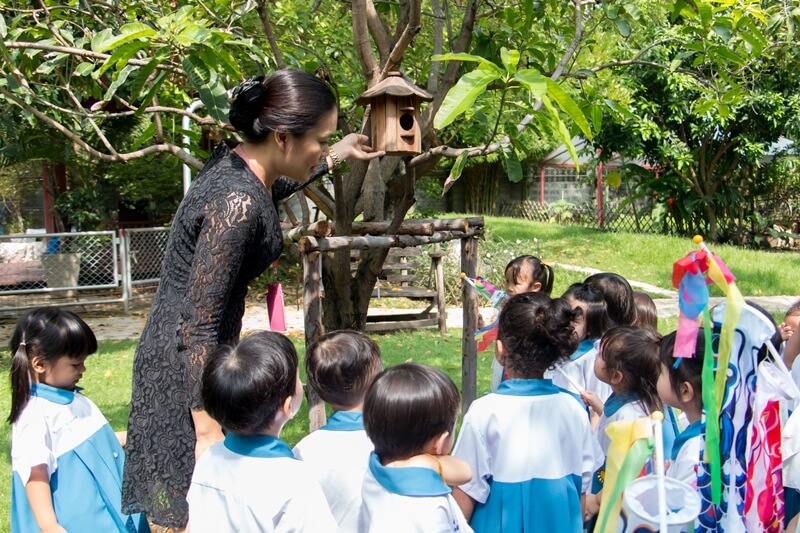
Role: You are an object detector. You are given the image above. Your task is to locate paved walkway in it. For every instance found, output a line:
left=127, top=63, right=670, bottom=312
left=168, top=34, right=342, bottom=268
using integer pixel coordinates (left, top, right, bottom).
left=0, top=295, right=794, bottom=343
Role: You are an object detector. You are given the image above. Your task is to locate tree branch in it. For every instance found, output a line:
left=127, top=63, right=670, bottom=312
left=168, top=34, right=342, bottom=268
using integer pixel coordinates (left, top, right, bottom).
left=352, top=0, right=381, bottom=84
left=3, top=41, right=178, bottom=71
left=254, top=0, right=285, bottom=68
left=366, top=0, right=392, bottom=61
left=0, top=86, right=204, bottom=169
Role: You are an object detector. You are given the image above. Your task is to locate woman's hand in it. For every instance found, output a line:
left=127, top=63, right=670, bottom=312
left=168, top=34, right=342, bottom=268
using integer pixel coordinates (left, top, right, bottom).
left=191, top=409, right=224, bottom=461
left=329, top=133, right=385, bottom=164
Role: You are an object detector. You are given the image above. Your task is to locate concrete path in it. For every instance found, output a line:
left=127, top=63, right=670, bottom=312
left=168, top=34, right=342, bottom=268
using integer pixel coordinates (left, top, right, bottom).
left=1, top=294, right=795, bottom=343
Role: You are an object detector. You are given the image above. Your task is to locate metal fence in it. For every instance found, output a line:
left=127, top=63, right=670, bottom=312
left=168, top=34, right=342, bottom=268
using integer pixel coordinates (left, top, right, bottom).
left=0, top=228, right=170, bottom=315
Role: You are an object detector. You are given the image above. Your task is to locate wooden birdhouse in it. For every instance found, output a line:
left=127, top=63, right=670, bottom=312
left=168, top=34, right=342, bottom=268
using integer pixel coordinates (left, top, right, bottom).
left=356, top=72, right=434, bottom=156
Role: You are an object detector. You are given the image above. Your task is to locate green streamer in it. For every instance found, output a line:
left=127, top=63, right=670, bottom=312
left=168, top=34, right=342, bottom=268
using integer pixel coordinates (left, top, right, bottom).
left=702, top=307, right=722, bottom=504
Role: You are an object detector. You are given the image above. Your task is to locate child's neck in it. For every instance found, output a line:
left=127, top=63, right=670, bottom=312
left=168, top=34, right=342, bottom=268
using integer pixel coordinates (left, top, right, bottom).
left=682, top=404, right=702, bottom=424
left=331, top=402, right=363, bottom=413
left=504, top=369, right=544, bottom=380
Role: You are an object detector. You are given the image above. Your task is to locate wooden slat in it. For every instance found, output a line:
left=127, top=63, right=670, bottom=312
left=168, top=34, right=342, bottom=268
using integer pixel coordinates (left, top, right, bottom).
left=366, top=312, right=436, bottom=323
left=371, top=287, right=436, bottom=299
left=365, top=317, right=439, bottom=332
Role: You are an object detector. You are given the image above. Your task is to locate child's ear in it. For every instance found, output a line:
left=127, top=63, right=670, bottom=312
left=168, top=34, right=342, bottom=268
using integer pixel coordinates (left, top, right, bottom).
left=424, top=431, right=452, bottom=455
left=679, top=381, right=695, bottom=404
left=531, top=281, right=542, bottom=292
left=30, top=356, right=47, bottom=375
left=610, top=369, right=624, bottom=386
left=281, top=394, right=296, bottom=420
left=495, top=340, right=506, bottom=365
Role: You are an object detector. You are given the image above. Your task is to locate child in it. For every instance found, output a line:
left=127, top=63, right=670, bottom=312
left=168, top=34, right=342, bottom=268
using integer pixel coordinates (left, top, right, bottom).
left=187, top=331, right=336, bottom=532
left=658, top=331, right=704, bottom=487
left=9, top=308, right=149, bottom=533
left=293, top=330, right=383, bottom=532
left=585, top=272, right=637, bottom=328
left=491, top=254, right=554, bottom=389
left=547, top=282, right=611, bottom=402
left=581, top=326, right=662, bottom=518
left=359, top=363, right=473, bottom=532
left=633, top=291, right=659, bottom=331
left=453, top=293, right=599, bottom=532
left=503, top=254, right=553, bottom=296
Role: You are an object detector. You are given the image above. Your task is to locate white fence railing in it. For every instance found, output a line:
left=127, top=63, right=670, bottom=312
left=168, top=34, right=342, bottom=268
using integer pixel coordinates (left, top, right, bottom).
left=0, top=228, right=170, bottom=315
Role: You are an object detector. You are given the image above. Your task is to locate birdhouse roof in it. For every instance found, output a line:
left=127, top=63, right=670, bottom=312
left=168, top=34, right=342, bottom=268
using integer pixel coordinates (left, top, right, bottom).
left=356, top=72, right=434, bottom=105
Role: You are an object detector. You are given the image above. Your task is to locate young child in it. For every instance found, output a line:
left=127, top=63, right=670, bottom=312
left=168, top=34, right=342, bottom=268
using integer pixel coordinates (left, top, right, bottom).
left=633, top=291, right=659, bottom=331
left=585, top=272, right=637, bottom=328
left=503, top=254, right=553, bottom=296
left=658, top=331, right=705, bottom=487
left=453, top=293, right=599, bottom=532
left=547, top=282, right=611, bottom=402
left=9, top=308, right=149, bottom=533
left=292, top=330, right=382, bottom=532
left=359, top=363, right=473, bottom=532
left=187, top=331, right=336, bottom=532
left=491, top=254, right=554, bottom=389
left=581, top=326, right=662, bottom=518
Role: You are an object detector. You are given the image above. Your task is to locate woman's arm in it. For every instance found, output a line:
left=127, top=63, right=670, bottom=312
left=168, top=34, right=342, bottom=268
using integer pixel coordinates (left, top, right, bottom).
left=785, top=322, right=800, bottom=368
left=26, top=464, right=67, bottom=533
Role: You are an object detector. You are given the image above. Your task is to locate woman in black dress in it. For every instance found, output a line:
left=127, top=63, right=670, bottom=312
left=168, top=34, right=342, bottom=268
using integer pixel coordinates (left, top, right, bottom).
left=121, top=69, right=383, bottom=528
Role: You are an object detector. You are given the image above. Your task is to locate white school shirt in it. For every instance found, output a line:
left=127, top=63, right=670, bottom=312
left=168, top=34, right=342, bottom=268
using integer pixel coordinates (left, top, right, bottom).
left=358, top=452, right=473, bottom=533
left=453, top=379, right=598, bottom=533
left=667, top=420, right=703, bottom=488
left=187, top=434, right=336, bottom=533
left=293, top=411, right=373, bottom=532
left=596, top=393, right=650, bottom=456
left=11, top=383, right=148, bottom=533
left=546, top=338, right=612, bottom=401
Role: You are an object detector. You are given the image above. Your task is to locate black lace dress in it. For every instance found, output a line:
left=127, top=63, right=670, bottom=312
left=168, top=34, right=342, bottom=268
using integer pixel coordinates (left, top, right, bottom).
left=121, top=141, right=328, bottom=527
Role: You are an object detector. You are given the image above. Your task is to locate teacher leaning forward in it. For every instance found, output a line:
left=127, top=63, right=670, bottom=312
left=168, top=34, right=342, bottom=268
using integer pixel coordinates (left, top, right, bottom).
left=121, top=69, right=384, bottom=529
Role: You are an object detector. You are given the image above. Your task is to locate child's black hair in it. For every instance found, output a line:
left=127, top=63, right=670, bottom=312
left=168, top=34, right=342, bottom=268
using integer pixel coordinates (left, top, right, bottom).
left=363, top=363, right=460, bottom=463
left=786, top=299, right=800, bottom=318
left=599, top=326, right=662, bottom=414
left=498, top=292, right=580, bottom=377
left=632, top=291, right=658, bottom=331
left=562, top=282, right=609, bottom=339
left=585, top=272, right=636, bottom=327
left=504, top=255, right=554, bottom=295
left=201, top=331, right=298, bottom=435
left=659, top=331, right=705, bottom=412
left=8, top=308, right=98, bottom=424
left=305, top=329, right=383, bottom=408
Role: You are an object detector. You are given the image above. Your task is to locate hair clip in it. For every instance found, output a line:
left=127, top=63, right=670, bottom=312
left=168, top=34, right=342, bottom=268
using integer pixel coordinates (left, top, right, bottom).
left=231, top=76, right=267, bottom=107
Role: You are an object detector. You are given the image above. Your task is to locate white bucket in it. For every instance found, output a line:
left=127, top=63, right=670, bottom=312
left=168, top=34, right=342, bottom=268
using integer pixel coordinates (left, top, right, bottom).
left=620, top=475, right=701, bottom=532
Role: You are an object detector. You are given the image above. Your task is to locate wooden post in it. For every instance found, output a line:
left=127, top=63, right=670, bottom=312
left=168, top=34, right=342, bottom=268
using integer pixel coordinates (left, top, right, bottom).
left=460, top=236, right=478, bottom=413
left=432, top=244, right=447, bottom=336
left=303, top=251, right=326, bottom=431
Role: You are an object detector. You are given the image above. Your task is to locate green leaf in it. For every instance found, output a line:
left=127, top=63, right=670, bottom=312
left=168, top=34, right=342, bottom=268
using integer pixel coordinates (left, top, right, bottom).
left=130, top=121, right=157, bottom=150
left=614, top=17, right=632, bottom=37
left=94, top=40, right=147, bottom=79
left=0, top=14, right=7, bottom=38
left=542, top=95, right=580, bottom=169
left=693, top=98, right=716, bottom=117
left=545, top=78, right=593, bottom=140
left=501, top=143, right=523, bottom=182
left=573, top=68, right=596, bottom=78
left=589, top=103, right=603, bottom=132
left=434, top=67, right=500, bottom=129
left=514, top=69, right=546, bottom=98
left=431, top=53, right=503, bottom=75
left=442, top=151, right=469, bottom=194
left=500, top=48, right=520, bottom=75
left=92, top=23, right=156, bottom=53
left=712, top=21, right=732, bottom=41
left=129, top=56, right=161, bottom=102
left=74, top=62, right=95, bottom=77
left=135, top=72, right=167, bottom=116
left=739, top=31, right=764, bottom=55
left=698, top=2, right=712, bottom=28
left=714, top=46, right=746, bottom=65
left=605, top=170, right=622, bottom=188
left=103, top=64, right=136, bottom=101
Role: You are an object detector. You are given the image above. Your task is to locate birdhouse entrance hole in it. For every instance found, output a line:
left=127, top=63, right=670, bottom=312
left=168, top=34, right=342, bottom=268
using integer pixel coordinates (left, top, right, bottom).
left=400, top=113, right=414, bottom=131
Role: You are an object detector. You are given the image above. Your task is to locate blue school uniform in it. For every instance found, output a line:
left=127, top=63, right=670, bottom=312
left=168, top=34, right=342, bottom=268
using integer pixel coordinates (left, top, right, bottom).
left=358, top=452, right=472, bottom=532
left=453, top=379, right=599, bottom=533
left=293, top=411, right=373, bottom=532
left=11, top=384, right=148, bottom=533
left=188, top=434, right=336, bottom=532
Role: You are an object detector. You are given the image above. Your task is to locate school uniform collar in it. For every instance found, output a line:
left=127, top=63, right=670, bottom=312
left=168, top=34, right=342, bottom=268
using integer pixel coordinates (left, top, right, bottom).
left=320, top=411, right=364, bottom=431
left=223, top=434, right=294, bottom=459
left=570, top=338, right=597, bottom=361
left=368, top=452, right=451, bottom=497
left=603, top=392, right=640, bottom=417
left=495, top=378, right=560, bottom=396
left=670, top=420, right=703, bottom=461
left=30, top=383, right=80, bottom=405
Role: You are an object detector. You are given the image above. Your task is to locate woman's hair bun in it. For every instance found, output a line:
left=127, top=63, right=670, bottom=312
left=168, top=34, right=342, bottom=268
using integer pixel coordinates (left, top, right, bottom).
left=229, top=76, right=267, bottom=134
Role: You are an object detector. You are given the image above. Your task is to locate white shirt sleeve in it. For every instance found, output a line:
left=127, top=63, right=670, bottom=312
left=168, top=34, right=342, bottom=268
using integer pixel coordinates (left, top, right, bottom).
left=275, top=472, right=337, bottom=532
left=452, top=410, right=492, bottom=504
left=11, top=402, right=56, bottom=485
